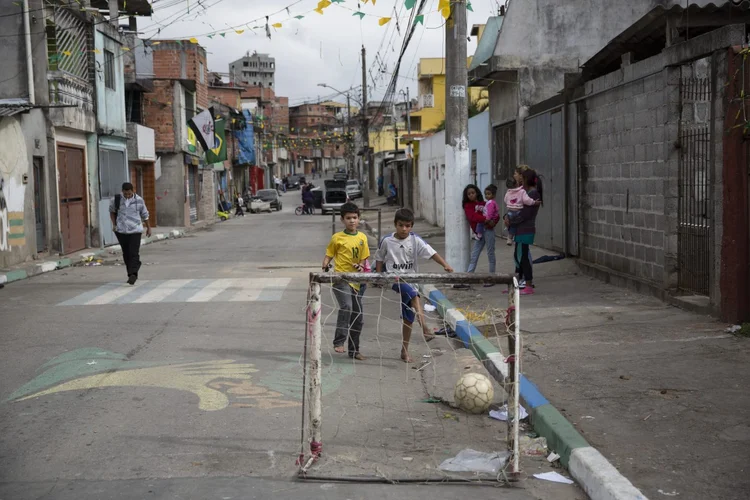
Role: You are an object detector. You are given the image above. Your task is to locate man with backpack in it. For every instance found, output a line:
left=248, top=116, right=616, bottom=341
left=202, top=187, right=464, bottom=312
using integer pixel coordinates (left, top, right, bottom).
left=109, top=182, right=151, bottom=285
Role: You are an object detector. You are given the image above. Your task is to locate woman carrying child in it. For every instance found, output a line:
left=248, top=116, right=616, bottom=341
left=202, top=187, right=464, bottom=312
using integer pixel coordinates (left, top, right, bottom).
left=462, top=184, right=500, bottom=280
left=504, top=167, right=543, bottom=294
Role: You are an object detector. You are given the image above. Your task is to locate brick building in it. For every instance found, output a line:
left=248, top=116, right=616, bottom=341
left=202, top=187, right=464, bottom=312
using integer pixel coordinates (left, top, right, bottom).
left=143, top=40, right=213, bottom=226
left=289, top=103, right=339, bottom=132
left=208, top=83, right=244, bottom=203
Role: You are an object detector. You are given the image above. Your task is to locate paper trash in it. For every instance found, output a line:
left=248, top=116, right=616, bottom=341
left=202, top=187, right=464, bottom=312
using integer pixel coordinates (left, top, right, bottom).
left=424, top=304, right=437, bottom=312
left=533, top=471, right=574, bottom=484
left=489, top=404, right=528, bottom=421
left=438, top=449, right=510, bottom=474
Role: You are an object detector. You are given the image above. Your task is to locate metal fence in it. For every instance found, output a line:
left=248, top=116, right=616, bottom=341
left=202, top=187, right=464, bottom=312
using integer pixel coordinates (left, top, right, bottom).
left=677, top=75, right=713, bottom=295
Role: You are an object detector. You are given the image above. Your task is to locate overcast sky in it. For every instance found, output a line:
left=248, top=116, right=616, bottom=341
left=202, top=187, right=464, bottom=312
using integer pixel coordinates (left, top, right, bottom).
left=141, top=0, right=503, bottom=105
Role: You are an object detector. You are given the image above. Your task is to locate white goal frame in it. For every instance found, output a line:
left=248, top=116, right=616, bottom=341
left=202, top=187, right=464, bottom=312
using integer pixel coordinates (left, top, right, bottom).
left=299, top=272, right=522, bottom=478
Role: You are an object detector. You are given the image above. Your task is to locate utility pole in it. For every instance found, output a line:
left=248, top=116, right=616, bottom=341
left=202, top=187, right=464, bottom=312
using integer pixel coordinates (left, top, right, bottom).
left=361, top=45, right=370, bottom=208
left=346, top=92, right=352, bottom=174
left=405, top=87, right=411, bottom=135
left=444, top=0, right=470, bottom=272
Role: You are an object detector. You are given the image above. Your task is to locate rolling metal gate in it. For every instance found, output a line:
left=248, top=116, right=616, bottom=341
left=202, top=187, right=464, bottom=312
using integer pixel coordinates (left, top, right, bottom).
left=678, top=73, right=713, bottom=295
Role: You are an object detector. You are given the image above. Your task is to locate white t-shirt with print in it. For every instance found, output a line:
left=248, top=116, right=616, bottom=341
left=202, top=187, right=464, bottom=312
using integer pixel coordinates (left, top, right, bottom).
left=374, top=232, right=436, bottom=274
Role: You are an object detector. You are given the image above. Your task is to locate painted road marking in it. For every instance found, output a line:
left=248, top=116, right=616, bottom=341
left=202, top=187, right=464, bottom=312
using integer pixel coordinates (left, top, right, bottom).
left=186, top=278, right=234, bottom=303
left=58, top=278, right=292, bottom=306
left=132, top=279, right=192, bottom=303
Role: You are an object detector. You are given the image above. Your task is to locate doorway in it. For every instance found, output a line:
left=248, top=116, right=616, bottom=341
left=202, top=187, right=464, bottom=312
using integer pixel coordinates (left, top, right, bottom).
left=57, top=145, right=87, bottom=254
left=33, top=157, right=46, bottom=253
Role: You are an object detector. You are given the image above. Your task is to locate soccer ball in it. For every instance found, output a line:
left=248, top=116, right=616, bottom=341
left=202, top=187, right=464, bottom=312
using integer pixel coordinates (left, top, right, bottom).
left=454, top=372, right=494, bottom=414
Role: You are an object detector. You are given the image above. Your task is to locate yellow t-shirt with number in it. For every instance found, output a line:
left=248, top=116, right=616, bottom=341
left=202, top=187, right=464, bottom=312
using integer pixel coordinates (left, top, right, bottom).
left=326, top=230, right=370, bottom=290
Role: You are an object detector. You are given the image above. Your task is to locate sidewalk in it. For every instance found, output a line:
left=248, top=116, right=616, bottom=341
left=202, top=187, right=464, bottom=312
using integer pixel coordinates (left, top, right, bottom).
left=365, top=218, right=750, bottom=500
left=0, top=220, right=216, bottom=286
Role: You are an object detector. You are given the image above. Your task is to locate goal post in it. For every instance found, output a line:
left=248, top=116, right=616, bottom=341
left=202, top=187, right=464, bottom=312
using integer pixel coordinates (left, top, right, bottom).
left=300, top=271, right=522, bottom=478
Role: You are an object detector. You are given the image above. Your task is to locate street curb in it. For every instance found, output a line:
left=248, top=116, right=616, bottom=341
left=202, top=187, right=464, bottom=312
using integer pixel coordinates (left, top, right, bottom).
left=0, top=227, right=193, bottom=286
left=422, top=284, right=648, bottom=500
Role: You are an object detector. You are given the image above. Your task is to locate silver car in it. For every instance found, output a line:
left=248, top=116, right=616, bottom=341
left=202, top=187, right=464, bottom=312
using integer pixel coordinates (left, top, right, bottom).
left=345, top=179, right=362, bottom=199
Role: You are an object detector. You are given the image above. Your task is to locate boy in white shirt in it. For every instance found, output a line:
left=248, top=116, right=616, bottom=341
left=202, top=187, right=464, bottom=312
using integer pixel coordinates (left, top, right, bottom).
left=375, top=208, right=453, bottom=363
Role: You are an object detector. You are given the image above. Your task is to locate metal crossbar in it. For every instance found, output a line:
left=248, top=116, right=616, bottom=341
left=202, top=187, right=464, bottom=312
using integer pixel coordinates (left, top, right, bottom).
left=309, top=272, right=515, bottom=285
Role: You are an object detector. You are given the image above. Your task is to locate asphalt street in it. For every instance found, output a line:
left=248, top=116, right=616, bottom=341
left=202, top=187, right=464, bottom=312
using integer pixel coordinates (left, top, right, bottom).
left=0, top=190, right=582, bottom=500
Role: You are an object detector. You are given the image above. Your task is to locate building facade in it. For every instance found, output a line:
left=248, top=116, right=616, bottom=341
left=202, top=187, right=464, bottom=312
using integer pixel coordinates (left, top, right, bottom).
left=230, top=52, right=275, bottom=89
left=144, top=41, right=213, bottom=227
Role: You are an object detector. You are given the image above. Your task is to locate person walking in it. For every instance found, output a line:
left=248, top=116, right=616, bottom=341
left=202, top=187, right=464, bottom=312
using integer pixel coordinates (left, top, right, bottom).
left=109, top=182, right=151, bottom=285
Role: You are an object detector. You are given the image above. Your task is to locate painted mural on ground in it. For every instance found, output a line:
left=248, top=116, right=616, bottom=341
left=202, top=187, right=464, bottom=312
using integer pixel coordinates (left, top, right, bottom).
left=0, top=117, right=27, bottom=250
left=6, top=348, right=354, bottom=411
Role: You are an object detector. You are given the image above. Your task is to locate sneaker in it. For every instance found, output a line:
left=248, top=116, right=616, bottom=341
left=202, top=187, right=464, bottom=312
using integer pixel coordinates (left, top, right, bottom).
left=518, top=279, right=527, bottom=289
left=506, top=235, right=513, bottom=246
left=519, top=287, right=535, bottom=295
left=127, top=274, right=137, bottom=285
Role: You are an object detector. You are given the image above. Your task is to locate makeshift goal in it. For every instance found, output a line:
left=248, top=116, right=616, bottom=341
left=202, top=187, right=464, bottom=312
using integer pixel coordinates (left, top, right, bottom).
left=297, top=271, right=522, bottom=483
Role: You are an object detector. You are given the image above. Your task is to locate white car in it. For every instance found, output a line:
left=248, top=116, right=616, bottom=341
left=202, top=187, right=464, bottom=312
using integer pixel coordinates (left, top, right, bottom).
left=321, top=179, right=350, bottom=214
left=345, top=179, right=362, bottom=199
left=247, top=197, right=272, bottom=213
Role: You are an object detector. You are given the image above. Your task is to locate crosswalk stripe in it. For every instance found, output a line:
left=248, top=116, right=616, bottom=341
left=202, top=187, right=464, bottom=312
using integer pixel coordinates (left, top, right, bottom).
left=133, top=280, right=192, bottom=303
left=86, top=282, right=152, bottom=305
left=57, top=278, right=291, bottom=305
left=185, top=278, right=236, bottom=303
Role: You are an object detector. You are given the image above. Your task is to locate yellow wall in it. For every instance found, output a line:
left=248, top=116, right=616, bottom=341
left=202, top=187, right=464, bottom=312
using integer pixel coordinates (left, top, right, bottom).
left=411, top=58, right=487, bottom=133
left=369, top=127, right=411, bottom=154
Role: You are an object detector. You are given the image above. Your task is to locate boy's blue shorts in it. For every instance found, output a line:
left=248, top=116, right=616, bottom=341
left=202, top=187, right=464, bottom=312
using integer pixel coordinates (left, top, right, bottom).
left=392, top=283, right=419, bottom=323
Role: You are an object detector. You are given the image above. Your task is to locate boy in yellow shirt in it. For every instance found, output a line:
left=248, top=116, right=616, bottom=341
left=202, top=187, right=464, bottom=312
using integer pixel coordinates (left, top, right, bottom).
left=322, top=202, right=370, bottom=360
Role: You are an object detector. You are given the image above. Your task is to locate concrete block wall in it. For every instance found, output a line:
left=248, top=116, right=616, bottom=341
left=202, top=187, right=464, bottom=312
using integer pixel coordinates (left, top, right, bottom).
left=579, top=64, right=668, bottom=286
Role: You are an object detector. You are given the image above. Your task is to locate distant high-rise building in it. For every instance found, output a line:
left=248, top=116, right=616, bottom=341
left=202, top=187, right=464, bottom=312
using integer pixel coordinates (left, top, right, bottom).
left=229, top=52, right=275, bottom=88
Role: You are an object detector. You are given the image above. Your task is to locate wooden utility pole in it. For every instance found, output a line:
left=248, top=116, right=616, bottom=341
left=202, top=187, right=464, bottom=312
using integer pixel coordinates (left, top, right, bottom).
left=444, top=0, right=470, bottom=271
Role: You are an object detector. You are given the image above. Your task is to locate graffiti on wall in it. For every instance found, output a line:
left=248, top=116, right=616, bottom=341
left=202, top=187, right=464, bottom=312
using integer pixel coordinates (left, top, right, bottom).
left=0, top=118, right=27, bottom=251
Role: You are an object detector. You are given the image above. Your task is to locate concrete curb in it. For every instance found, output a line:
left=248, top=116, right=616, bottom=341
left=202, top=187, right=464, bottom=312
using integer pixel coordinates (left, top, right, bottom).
left=0, top=228, right=190, bottom=286
left=422, top=284, right=648, bottom=500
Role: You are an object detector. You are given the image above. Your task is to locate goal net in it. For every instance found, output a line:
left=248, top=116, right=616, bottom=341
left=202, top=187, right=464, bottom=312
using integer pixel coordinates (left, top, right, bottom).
left=297, top=271, right=522, bottom=484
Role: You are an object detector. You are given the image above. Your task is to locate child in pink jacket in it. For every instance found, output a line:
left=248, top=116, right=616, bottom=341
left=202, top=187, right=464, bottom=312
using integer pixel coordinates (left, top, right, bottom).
left=504, top=178, right=540, bottom=245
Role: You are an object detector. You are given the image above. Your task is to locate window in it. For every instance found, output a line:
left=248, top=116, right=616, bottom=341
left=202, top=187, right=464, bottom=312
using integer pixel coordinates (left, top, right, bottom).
left=271, top=62, right=274, bottom=68
left=243, top=61, right=248, bottom=67
left=184, top=88, right=196, bottom=122
left=126, top=90, right=143, bottom=124
left=104, top=50, right=115, bottom=90
left=199, top=62, right=205, bottom=84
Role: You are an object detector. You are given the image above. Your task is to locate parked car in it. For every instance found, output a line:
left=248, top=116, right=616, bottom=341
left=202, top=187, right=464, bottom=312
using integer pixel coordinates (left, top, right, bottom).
left=246, top=196, right=272, bottom=213
left=345, top=179, right=362, bottom=199
left=333, top=171, right=348, bottom=182
left=287, top=175, right=303, bottom=190
left=321, top=179, right=349, bottom=214
left=255, top=189, right=282, bottom=211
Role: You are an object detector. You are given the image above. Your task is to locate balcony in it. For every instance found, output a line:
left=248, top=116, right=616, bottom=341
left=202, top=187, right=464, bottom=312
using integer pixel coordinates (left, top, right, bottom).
left=48, top=72, right=94, bottom=111
left=418, top=94, right=434, bottom=109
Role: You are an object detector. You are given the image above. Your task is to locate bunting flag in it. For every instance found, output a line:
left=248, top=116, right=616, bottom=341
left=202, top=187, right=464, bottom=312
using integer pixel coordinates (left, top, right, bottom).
left=295, top=15, right=304, bottom=19
left=353, top=11, right=365, bottom=19
left=413, top=14, right=424, bottom=25
left=378, top=17, right=391, bottom=26
left=272, top=22, right=282, bottom=28
left=404, top=0, right=416, bottom=9
left=467, top=1, right=473, bottom=12
left=438, top=0, right=450, bottom=19
left=235, top=29, right=244, bottom=34
left=189, top=37, right=199, bottom=43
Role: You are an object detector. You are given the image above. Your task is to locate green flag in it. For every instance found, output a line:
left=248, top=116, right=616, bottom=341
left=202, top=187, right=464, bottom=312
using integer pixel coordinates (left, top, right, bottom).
left=405, top=0, right=416, bottom=9
left=206, top=119, right=227, bottom=164
left=413, top=14, right=424, bottom=25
